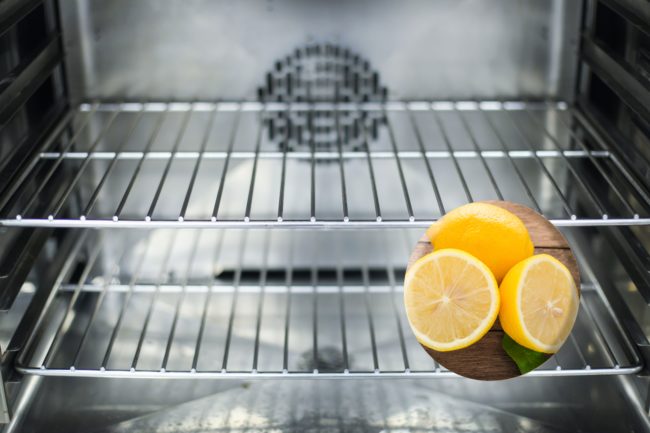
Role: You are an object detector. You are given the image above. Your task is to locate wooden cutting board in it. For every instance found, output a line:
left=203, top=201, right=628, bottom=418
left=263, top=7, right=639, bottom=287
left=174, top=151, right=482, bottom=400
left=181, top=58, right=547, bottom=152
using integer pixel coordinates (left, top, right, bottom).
left=407, top=200, right=580, bottom=380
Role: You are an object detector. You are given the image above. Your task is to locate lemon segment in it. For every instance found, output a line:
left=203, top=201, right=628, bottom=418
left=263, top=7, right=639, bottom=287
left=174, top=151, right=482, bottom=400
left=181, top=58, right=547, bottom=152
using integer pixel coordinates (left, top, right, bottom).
left=499, top=254, right=578, bottom=353
left=427, top=202, right=534, bottom=282
left=404, top=249, right=500, bottom=352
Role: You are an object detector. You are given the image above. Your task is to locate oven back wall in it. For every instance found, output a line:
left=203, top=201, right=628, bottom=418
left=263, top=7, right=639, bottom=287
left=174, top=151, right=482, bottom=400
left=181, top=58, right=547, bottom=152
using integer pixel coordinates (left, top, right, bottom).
left=59, top=0, right=581, bottom=102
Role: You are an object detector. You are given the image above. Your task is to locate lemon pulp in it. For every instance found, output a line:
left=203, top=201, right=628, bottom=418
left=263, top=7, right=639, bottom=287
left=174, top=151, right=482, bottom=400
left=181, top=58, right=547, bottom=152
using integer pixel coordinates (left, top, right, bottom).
left=499, top=254, right=578, bottom=353
left=404, top=249, right=500, bottom=352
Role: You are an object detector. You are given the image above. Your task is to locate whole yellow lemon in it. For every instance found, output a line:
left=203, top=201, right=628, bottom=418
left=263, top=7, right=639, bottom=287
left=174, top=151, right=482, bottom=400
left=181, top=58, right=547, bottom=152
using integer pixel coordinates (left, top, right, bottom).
left=426, top=203, right=534, bottom=282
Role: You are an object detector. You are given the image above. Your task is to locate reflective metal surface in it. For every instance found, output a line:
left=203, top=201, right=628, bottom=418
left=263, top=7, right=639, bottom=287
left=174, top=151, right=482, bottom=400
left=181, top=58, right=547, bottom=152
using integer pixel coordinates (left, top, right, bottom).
left=59, top=0, right=581, bottom=102
left=4, top=1, right=650, bottom=431
left=6, top=376, right=650, bottom=433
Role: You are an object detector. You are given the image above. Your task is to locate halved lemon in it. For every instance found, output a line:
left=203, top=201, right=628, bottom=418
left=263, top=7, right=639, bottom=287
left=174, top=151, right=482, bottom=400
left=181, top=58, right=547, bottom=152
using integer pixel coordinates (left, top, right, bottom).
left=499, top=254, right=579, bottom=353
left=404, top=249, right=500, bottom=352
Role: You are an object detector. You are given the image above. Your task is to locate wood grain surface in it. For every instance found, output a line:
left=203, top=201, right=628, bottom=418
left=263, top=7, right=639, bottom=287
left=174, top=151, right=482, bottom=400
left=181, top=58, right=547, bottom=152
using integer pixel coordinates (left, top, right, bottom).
left=407, top=200, right=580, bottom=380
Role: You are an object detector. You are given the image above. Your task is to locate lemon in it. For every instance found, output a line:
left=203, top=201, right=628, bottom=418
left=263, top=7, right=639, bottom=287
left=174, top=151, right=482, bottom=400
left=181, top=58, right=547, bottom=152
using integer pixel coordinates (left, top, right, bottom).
left=427, top=202, right=534, bottom=282
left=499, top=254, right=578, bottom=353
left=404, top=249, right=500, bottom=352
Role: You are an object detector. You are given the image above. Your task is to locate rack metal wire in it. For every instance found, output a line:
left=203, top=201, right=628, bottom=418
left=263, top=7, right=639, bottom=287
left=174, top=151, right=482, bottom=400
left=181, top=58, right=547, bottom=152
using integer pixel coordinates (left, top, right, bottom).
left=15, top=229, right=642, bottom=378
left=1, top=101, right=650, bottom=228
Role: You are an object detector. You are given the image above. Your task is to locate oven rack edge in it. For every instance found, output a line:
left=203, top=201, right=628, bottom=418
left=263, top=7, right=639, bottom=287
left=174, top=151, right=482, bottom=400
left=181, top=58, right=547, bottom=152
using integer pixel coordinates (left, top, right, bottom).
left=2, top=100, right=650, bottom=228
left=13, top=230, right=643, bottom=380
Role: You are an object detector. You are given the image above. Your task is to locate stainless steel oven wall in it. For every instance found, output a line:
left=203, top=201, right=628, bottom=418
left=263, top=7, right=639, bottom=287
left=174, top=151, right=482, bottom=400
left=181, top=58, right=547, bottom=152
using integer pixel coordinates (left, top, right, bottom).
left=59, top=0, right=582, bottom=103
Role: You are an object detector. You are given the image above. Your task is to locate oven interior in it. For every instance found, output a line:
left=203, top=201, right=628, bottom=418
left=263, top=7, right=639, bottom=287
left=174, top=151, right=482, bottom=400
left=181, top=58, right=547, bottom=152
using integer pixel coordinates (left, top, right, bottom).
left=1, top=1, right=650, bottom=432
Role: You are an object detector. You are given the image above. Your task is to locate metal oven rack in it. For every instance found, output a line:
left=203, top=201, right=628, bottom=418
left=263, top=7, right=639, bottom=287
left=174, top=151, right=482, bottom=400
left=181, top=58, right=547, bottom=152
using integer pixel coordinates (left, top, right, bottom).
left=15, top=229, right=642, bottom=378
left=2, top=101, right=650, bottom=228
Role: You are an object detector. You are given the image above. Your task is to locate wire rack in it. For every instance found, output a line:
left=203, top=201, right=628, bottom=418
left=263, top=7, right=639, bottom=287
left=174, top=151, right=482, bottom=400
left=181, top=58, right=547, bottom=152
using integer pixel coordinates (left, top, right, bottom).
left=16, top=229, right=642, bottom=378
left=2, top=101, right=650, bottom=228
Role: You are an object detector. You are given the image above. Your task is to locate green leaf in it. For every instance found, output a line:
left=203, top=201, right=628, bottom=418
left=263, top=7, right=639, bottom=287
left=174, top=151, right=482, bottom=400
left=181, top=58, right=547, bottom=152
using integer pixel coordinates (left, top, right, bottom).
left=502, top=334, right=550, bottom=375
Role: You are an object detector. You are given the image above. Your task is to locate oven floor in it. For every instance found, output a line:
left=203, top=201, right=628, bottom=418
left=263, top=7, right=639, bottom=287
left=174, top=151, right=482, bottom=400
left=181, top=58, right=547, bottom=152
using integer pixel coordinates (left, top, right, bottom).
left=5, top=376, right=649, bottom=433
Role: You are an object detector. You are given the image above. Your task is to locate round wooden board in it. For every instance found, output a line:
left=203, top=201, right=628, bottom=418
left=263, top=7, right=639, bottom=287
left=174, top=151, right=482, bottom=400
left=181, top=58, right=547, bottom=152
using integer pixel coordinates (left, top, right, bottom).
left=407, top=201, right=580, bottom=380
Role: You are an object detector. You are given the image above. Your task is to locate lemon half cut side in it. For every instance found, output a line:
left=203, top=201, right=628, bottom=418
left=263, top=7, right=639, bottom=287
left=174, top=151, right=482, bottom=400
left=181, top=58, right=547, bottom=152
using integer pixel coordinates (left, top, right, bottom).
left=404, top=249, right=500, bottom=352
left=499, top=254, right=579, bottom=354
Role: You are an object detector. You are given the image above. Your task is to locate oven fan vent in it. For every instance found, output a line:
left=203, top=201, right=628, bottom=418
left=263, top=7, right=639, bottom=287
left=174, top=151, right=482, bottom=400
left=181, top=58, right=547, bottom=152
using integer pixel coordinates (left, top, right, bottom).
left=259, top=44, right=387, bottom=153
left=258, top=43, right=387, bottom=104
